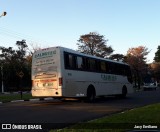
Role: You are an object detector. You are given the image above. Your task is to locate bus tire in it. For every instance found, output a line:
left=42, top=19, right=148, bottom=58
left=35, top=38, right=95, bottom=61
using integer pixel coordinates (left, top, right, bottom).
left=121, top=86, right=127, bottom=98
left=87, top=86, right=96, bottom=103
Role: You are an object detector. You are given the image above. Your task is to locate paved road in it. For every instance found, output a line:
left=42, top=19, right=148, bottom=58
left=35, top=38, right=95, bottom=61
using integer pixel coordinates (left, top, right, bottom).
left=0, top=89, right=160, bottom=129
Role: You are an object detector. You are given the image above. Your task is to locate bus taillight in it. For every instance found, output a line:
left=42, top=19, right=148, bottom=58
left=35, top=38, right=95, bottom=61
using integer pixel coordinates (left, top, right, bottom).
left=59, top=77, right=63, bottom=86
left=32, top=80, right=34, bottom=86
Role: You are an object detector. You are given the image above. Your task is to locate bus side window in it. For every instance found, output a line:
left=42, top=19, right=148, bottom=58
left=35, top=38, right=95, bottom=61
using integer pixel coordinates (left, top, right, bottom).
left=107, top=62, right=113, bottom=74
left=112, top=63, right=116, bottom=74
left=64, top=53, right=69, bottom=69
left=100, top=61, right=106, bottom=73
left=116, top=64, right=123, bottom=75
left=114, top=64, right=125, bottom=75
left=64, top=53, right=76, bottom=69
left=68, top=54, right=73, bottom=68
left=87, top=58, right=96, bottom=71
left=105, top=62, right=109, bottom=73
left=69, top=54, right=76, bottom=69
left=77, top=56, right=84, bottom=69
left=121, top=65, right=127, bottom=76
left=125, top=66, right=133, bottom=83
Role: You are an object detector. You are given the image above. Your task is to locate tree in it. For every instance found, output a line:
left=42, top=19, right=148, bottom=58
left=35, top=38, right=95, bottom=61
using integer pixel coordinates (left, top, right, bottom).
left=126, top=46, right=149, bottom=68
left=126, top=46, right=150, bottom=89
left=0, top=40, right=31, bottom=92
left=77, top=32, right=113, bottom=58
left=109, top=54, right=125, bottom=61
left=150, top=62, right=160, bottom=81
left=14, top=40, right=28, bottom=72
left=0, top=40, right=28, bottom=66
left=154, top=45, right=160, bottom=62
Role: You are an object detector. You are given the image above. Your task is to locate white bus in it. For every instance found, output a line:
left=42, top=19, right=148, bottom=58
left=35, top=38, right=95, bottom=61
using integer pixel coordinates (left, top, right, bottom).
left=31, top=46, right=133, bottom=101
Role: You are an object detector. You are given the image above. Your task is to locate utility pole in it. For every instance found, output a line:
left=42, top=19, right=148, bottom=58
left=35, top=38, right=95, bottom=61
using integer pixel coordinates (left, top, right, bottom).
left=0, top=11, right=7, bottom=93
left=1, top=66, right=4, bottom=93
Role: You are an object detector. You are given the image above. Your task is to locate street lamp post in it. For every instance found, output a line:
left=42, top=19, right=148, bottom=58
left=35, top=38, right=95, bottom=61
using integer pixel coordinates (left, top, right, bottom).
left=1, top=66, right=4, bottom=93
left=0, top=11, right=7, bottom=17
left=0, top=11, right=6, bottom=93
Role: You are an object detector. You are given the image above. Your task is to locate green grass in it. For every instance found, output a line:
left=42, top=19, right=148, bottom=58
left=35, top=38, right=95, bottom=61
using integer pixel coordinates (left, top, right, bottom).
left=51, top=103, right=160, bottom=132
left=91, top=104, right=160, bottom=123
left=0, top=93, right=35, bottom=102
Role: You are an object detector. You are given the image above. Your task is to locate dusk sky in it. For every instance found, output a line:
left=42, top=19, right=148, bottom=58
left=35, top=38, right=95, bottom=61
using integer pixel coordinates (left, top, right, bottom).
left=0, top=0, right=160, bottom=63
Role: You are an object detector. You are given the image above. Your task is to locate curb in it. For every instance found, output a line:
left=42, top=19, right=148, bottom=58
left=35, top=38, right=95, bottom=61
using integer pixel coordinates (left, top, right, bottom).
left=0, top=97, right=54, bottom=104
left=0, top=91, right=31, bottom=95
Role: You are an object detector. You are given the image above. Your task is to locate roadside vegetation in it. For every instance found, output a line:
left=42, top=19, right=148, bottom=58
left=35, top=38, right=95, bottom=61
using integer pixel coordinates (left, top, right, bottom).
left=0, top=93, right=35, bottom=103
left=51, top=103, right=160, bottom=132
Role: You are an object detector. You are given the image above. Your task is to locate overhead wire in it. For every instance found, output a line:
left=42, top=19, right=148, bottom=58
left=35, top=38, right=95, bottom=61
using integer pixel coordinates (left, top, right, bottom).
left=0, top=25, right=52, bottom=50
